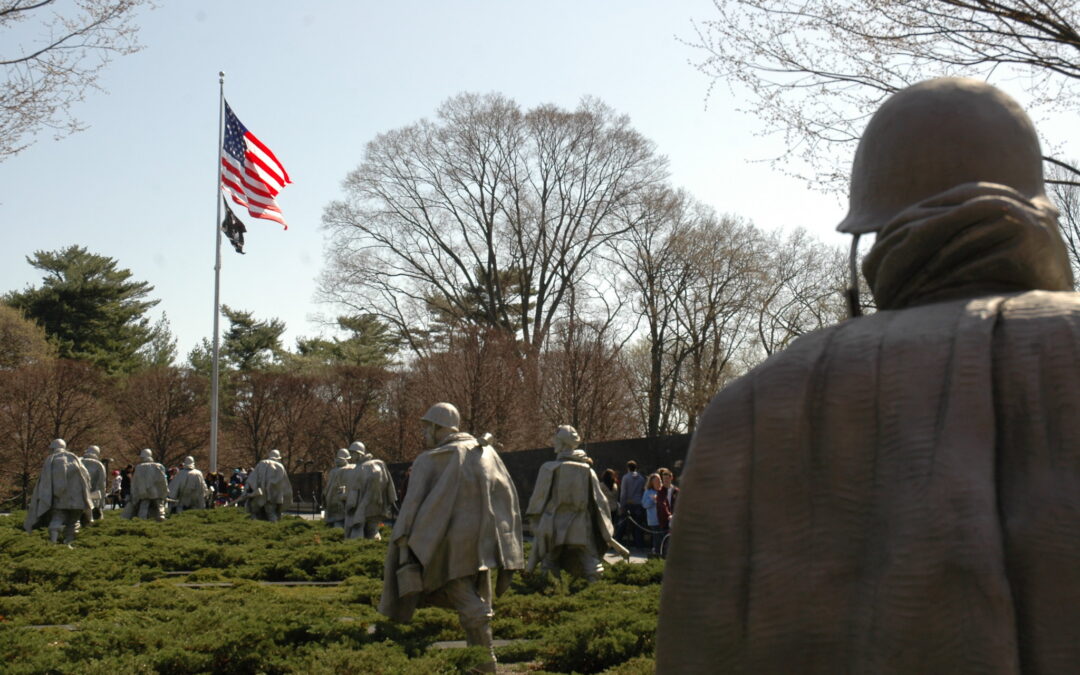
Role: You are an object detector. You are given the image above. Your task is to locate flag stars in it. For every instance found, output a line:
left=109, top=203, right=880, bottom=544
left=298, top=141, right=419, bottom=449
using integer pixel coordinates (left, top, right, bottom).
left=220, top=99, right=291, bottom=229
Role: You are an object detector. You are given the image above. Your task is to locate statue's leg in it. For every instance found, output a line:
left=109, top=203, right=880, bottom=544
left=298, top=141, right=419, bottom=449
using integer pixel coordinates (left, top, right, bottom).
left=267, top=504, right=280, bottom=522
left=47, top=509, right=64, bottom=543
left=153, top=500, right=166, bottom=521
left=62, top=510, right=79, bottom=544
left=541, top=546, right=561, bottom=577
left=581, top=549, right=603, bottom=582
left=365, top=518, right=382, bottom=540
left=441, top=572, right=496, bottom=671
left=344, top=519, right=359, bottom=539
left=138, top=500, right=149, bottom=520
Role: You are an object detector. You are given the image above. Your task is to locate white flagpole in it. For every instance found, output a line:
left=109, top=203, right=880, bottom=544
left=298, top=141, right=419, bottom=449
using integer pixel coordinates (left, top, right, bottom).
left=210, top=71, right=225, bottom=475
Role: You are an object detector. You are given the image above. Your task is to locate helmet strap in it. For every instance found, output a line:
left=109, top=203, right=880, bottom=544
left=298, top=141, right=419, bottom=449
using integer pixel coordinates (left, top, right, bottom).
left=846, top=234, right=862, bottom=318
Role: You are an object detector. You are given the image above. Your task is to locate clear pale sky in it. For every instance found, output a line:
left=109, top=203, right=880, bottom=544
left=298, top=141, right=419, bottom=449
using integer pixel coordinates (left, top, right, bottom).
left=6, top=1, right=1063, bottom=359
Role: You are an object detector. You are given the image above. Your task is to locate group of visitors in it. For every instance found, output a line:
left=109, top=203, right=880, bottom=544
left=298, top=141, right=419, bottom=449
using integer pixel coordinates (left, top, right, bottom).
left=601, top=460, right=680, bottom=556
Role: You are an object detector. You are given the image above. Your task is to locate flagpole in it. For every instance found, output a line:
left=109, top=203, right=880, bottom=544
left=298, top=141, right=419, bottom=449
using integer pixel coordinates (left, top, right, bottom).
left=210, top=71, right=225, bottom=476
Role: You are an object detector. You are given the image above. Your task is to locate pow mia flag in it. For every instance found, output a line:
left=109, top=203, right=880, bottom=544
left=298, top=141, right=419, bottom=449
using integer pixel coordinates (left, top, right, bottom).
left=221, top=198, right=247, bottom=254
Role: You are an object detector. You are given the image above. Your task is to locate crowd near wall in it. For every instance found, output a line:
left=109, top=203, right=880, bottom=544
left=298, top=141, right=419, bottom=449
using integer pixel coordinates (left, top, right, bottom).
left=388, top=434, right=691, bottom=508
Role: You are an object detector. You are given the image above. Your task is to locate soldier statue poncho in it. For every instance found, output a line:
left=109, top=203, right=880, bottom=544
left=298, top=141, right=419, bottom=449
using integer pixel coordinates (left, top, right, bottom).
left=168, top=456, right=210, bottom=513
left=81, top=445, right=107, bottom=521
left=245, top=449, right=292, bottom=522
left=657, top=78, right=1080, bottom=673
left=24, top=439, right=94, bottom=544
left=379, top=402, right=524, bottom=673
left=322, top=448, right=352, bottom=529
left=525, top=425, right=628, bottom=580
left=123, top=448, right=169, bottom=521
left=344, top=442, right=397, bottom=540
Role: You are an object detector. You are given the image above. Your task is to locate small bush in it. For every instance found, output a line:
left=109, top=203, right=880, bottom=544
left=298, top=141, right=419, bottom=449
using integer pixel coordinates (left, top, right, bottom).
left=602, top=655, right=657, bottom=674
left=538, top=608, right=656, bottom=673
left=495, top=638, right=540, bottom=663
left=604, top=558, right=664, bottom=586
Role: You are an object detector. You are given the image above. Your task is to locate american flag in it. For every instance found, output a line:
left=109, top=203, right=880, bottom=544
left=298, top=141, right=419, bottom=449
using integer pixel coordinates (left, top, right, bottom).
left=221, top=100, right=291, bottom=229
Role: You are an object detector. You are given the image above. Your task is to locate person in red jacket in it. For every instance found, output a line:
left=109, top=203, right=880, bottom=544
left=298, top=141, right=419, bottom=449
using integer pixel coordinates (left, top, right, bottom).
left=656, top=468, right=678, bottom=531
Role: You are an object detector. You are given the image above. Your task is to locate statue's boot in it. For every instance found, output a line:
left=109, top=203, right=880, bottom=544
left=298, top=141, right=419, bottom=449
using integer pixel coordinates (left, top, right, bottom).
left=464, top=624, right=497, bottom=673
left=48, top=527, right=61, bottom=544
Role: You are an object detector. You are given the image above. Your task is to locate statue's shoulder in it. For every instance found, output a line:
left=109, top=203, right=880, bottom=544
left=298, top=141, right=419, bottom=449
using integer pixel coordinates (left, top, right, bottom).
left=431, top=433, right=478, bottom=454
left=1002, top=289, right=1080, bottom=319
left=556, top=458, right=590, bottom=471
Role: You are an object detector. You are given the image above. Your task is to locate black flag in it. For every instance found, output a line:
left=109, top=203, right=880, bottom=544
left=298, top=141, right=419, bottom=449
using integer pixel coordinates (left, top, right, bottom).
left=221, top=198, right=247, bottom=254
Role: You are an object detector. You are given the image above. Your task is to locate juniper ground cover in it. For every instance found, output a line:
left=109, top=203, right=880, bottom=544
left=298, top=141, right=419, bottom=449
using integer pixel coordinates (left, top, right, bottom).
left=1, top=508, right=659, bottom=674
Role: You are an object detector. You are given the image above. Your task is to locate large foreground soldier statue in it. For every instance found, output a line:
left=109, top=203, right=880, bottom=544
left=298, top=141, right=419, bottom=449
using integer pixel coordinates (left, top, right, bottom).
left=24, top=439, right=93, bottom=544
left=123, top=448, right=169, bottom=521
left=525, top=425, right=628, bottom=581
left=657, top=78, right=1080, bottom=673
left=379, top=402, right=524, bottom=673
left=245, top=449, right=292, bottom=522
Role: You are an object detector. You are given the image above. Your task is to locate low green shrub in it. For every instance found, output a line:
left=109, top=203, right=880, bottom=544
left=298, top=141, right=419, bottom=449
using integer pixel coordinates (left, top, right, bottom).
left=604, top=558, right=665, bottom=586
left=0, top=508, right=664, bottom=673
left=538, top=607, right=657, bottom=674
left=601, top=655, right=657, bottom=674
left=494, top=638, right=540, bottom=663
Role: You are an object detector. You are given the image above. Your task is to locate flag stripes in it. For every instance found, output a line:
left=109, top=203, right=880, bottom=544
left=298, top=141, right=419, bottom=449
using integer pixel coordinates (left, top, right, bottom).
left=221, top=100, right=291, bottom=229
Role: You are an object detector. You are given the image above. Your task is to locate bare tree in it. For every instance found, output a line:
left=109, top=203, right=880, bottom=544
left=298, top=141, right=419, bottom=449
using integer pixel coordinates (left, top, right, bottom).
left=114, top=366, right=209, bottom=468
left=0, top=363, right=51, bottom=505
left=1049, top=162, right=1080, bottom=285
left=688, top=0, right=1080, bottom=189
left=227, top=371, right=283, bottom=467
left=2, top=0, right=149, bottom=160
left=404, top=325, right=544, bottom=453
left=610, top=188, right=697, bottom=437
left=539, top=310, right=637, bottom=443
left=0, top=359, right=115, bottom=506
left=321, top=365, right=390, bottom=451
left=321, top=93, right=667, bottom=353
left=613, top=191, right=761, bottom=434
left=269, top=372, right=326, bottom=475
left=751, top=228, right=850, bottom=358
left=671, top=215, right=761, bottom=431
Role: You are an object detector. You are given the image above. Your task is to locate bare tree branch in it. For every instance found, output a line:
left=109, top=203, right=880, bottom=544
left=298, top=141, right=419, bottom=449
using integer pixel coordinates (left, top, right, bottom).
left=1, top=0, right=150, bottom=160
left=688, top=0, right=1080, bottom=191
